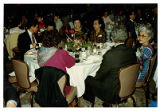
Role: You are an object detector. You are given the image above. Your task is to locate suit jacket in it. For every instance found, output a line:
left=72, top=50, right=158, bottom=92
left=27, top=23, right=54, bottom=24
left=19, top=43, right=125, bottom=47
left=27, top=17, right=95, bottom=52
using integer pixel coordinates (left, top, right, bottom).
left=85, top=44, right=137, bottom=103
left=3, top=71, right=20, bottom=107
left=35, top=66, right=68, bottom=107
left=126, top=20, right=137, bottom=39
left=18, top=30, right=39, bottom=53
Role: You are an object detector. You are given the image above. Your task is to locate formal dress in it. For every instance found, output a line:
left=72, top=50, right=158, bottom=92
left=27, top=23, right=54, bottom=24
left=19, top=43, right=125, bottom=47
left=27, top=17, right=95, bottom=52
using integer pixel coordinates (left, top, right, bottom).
left=89, top=29, right=106, bottom=43
left=84, top=44, right=137, bottom=103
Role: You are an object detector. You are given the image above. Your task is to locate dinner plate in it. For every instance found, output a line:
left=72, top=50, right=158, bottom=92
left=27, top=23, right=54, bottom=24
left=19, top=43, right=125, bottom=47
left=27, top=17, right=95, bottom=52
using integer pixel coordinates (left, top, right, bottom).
left=25, top=51, right=34, bottom=55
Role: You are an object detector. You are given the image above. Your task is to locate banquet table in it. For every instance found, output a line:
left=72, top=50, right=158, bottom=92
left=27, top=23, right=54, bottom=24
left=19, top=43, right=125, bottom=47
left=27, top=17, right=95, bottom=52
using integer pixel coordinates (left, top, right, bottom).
left=10, top=42, right=114, bottom=97
left=24, top=49, right=40, bottom=83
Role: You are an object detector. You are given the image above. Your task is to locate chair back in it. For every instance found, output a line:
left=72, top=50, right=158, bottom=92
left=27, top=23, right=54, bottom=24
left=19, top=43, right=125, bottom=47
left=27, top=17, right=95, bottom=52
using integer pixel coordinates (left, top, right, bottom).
left=12, top=59, right=31, bottom=89
left=6, top=33, right=20, bottom=58
left=144, top=53, right=157, bottom=82
left=58, top=75, right=67, bottom=96
left=118, top=64, right=140, bottom=98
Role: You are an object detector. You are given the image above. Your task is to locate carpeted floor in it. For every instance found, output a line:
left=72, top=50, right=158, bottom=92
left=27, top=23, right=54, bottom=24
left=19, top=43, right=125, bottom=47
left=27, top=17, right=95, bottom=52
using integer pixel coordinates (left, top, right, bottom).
left=4, top=60, right=157, bottom=107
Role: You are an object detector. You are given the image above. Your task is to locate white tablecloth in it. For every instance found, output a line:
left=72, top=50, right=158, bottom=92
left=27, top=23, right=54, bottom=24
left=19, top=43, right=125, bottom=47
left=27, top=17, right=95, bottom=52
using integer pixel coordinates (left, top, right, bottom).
left=153, top=66, right=158, bottom=88
left=24, top=53, right=40, bottom=82
left=66, top=61, right=102, bottom=97
left=9, top=42, right=114, bottom=97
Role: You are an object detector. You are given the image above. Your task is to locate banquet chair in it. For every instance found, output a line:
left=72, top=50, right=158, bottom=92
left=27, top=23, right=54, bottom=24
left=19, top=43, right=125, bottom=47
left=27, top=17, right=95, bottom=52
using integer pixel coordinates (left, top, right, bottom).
left=92, top=64, right=140, bottom=107
left=58, top=75, right=79, bottom=107
left=5, top=33, right=21, bottom=58
left=35, top=67, right=79, bottom=107
left=12, top=59, right=38, bottom=107
left=12, top=47, right=24, bottom=60
left=8, top=76, right=17, bottom=84
left=125, top=37, right=135, bottom=48
left=136, top=53, right=157, bottom=107
left=114, top=64, right=140, bottom=107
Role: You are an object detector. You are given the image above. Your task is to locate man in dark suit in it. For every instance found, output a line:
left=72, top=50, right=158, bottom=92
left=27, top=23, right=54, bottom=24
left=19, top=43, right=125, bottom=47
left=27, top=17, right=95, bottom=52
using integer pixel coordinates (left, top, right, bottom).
left=18, top=19, right=39, bottom=53
left=84, top=26, right=137, bottom=104
left=126, top=10, right=137, bottom=48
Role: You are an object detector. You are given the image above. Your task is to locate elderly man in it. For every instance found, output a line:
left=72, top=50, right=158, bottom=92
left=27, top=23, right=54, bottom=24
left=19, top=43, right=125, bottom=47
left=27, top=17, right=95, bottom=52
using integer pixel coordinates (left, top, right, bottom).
left=83, top=25, right=137, bottom=105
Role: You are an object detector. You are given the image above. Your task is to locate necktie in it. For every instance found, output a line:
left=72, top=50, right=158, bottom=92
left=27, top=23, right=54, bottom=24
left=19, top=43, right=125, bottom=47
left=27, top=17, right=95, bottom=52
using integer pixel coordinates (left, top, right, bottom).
left=32, top=35, right=35, bottom=43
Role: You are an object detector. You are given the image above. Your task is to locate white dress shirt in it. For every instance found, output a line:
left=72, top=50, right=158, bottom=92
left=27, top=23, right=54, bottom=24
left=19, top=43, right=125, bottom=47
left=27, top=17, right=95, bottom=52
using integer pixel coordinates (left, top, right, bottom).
left=27, top=30, right=37, bottom=49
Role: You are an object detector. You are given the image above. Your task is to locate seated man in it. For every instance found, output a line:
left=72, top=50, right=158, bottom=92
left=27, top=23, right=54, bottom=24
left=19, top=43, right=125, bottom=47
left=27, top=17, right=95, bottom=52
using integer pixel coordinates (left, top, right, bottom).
left=84, top=26, right=137, bottom=104
left=18, top=19, right=39, bottom=54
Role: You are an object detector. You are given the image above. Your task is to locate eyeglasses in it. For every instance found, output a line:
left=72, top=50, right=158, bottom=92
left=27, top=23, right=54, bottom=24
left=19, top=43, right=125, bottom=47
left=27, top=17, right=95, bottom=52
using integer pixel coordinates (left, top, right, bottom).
left=138, top=34, right=148, bottom=38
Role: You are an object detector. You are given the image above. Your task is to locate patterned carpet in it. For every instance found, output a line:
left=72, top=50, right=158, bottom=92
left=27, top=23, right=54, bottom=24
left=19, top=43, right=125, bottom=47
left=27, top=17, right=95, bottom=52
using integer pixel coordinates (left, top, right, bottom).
left=5, top=60, right=157, bottom=107
left=17, top=83, right=156, bottom=107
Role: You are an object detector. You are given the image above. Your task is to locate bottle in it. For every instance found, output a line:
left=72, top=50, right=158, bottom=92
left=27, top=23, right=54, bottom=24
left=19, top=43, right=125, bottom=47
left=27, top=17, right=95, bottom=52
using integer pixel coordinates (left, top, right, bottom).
left=93, top=45, right=97, bottom=55
left=81, top=48, right=87, bottom=60
left=35, top=43, right=39, bottom=50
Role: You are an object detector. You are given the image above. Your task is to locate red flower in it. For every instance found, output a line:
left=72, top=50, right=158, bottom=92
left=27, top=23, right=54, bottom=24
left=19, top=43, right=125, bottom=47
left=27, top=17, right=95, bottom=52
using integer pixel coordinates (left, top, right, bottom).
left=65, top=29, right=69, bottom=34
left=69, top=30, right=75, bottom=34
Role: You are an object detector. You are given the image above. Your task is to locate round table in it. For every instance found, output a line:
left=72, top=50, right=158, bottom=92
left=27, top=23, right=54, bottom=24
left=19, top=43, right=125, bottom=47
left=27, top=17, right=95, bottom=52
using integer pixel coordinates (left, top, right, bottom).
left=22, top=42, right=114, bottom=97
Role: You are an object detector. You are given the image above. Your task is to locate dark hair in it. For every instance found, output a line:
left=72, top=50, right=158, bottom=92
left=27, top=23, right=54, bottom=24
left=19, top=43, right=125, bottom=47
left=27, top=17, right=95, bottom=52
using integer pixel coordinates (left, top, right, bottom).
left=26, top=19, right=39, bottom=29
left=93, top=17, right=105, bottom=30
left=45, top=16, right=56, bottom=27
left=42, top=31, right=61, bottom=47
left=15, top=16, right=22, bottom=25
left=73, top=17, right=81, bottom=24
left=54, top=11, right=61, bottom=17
left=128, top=10, right=135, bottom=16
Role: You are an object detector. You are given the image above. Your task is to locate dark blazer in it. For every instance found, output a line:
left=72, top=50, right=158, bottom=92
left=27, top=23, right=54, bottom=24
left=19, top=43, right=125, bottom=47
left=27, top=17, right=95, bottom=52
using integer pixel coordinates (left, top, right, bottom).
left=35, top=66, right=68, bottom=107
left=85, top=44, right=137, bottom=103
left=3, top=71, right=20, bottom=107
left=126, top=20, right=137, bottom=39
left=18, top=30, right=39, bottom=53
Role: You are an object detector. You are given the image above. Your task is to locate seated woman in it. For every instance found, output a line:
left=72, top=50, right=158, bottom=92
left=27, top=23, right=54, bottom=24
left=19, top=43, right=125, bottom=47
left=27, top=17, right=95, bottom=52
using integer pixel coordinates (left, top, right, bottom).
left=89, top=17, right=106, bottom=43
left=37, top=31, right=76, bottom=104
left=136, top=24, right=154, bottom=81
left=73, top=18, right=88, bottom=40
left=84, top=26, right=137, bottom=104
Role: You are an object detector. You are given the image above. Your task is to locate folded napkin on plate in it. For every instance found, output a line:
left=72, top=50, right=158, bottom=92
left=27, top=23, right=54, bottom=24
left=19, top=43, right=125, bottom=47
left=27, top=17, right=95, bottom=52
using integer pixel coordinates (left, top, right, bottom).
left=25, top=51, right=34, bottom=55
left=9, top=71, right=15, bottom=76
left=84, top=55, right=102, bottom=63
left=25, top=49, right=37, bottom=55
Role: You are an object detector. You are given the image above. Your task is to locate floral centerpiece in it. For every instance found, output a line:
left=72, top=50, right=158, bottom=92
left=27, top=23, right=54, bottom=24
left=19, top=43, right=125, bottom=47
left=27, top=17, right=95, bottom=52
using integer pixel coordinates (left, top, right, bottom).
left=65, top=29, right=91, bottom=52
